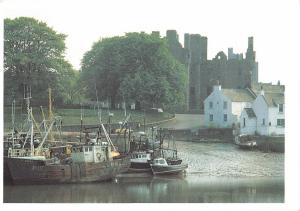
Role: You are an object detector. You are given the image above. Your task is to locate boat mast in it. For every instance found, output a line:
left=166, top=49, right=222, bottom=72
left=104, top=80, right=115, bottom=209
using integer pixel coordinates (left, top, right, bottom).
left=95, top=83, right=102, bottom=124
left=24, top=84, right=34, bottom=156
left=80, top=103, right=83, bottom=143
left=30, top=120, right=34, bottom=156
left=48, top=87, right=54, bottom=141
left=11, top=99, right=15, bottom=150
left=123, top=95, right=126, bottom=117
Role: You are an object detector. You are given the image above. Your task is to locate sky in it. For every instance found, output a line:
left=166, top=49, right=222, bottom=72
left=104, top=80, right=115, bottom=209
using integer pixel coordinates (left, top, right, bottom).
left=1, top=0, right=300, bottom=85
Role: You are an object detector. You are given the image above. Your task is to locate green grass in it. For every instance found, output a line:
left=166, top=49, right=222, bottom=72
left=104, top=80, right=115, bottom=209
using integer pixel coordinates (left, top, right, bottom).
left=4, top=107, right=174, bottom=132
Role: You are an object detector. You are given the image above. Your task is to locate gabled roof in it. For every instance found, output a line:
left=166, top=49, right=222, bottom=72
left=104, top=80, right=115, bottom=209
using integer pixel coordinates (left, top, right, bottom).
left=244, top=108, right=256, bottom=118
left=263, top=92, right=285, bottom=107
left=251, top=82, right=285, bottom=107
left=251, top=83, right=285, bottom=94
left=221, top=89, right=255, bottom=102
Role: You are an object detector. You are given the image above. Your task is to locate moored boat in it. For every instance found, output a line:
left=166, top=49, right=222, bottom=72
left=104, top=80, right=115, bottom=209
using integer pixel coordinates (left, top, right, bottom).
left=128, top=128, right=162, bottom=172
left=6, top=142, right=130, bottom=184
left=150, top=157, right=188, bottom=175
left=234, top=134, right=257, bottom=150
left=150, top=131, right=188, bottom=175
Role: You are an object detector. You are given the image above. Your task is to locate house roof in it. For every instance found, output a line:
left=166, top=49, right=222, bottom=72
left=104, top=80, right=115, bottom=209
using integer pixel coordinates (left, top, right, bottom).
left=221, top=89, right=255, bottom=102
left=251, top=82, right=285, bottom=107
left=263, top=92, right=285, bottom=107
left=251, top=83, right=285, bottom=94
left=244, top=108, right=256, bottom=118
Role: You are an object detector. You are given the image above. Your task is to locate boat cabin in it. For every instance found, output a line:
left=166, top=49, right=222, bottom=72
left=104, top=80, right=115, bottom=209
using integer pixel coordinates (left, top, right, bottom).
left=71, top=144, right=113, bottom=163
left=152, top=158, right=168, bottom=166
left=130, top=151, right=152, bottom=163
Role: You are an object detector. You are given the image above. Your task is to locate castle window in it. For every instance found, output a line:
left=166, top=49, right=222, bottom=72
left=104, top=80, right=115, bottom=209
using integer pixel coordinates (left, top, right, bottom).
left=243, top=118, right=246, bottom=127
left=209, top=114, right=213, bottom=121
left=209, top=102, right=213, bottom=109
left=224, top=114, right=227, bottom=122
left=262, top=118, right=265, bottom=126
left=223, top=101, right=227, bottom=109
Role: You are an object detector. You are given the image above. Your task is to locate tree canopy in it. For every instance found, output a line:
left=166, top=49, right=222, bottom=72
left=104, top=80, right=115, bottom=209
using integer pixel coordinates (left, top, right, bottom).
left=81, top=32, right=187, bottom=110
left=4, top=17, right=77, bottom=105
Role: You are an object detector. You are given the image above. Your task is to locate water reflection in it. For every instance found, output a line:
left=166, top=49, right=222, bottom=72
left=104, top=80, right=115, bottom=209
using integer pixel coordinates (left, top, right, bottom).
left=4, top=175, right=284, bottom=203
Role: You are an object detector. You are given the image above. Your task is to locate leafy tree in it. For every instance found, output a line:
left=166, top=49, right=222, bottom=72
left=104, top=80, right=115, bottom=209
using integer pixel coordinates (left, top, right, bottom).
left=4, top=17, right=76, bottom=106
left=57, top=63, right=85, bottom=105
left=81, top=32, right=187, bottom=111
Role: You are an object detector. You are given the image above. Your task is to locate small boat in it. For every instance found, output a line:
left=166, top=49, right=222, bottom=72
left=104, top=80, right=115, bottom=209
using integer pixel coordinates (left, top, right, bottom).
left=150, top=157, right=188, bottom=175
left=234, top=134, right=257, bottom=150
left=128, top=128, right=162, bottom=172
left=150, top=131, right=188, bottom=175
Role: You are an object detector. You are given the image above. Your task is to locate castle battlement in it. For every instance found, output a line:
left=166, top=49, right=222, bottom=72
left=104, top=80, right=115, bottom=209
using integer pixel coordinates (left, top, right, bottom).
left=164, top=30, right=258, bottom=112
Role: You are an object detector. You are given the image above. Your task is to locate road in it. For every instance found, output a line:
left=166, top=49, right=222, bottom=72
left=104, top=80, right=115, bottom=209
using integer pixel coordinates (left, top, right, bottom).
left=159, top=114, right=204, bottom=130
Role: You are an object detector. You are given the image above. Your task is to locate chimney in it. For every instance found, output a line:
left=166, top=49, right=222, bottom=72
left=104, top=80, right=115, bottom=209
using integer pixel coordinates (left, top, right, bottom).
left=213, top=80, right=221, bottom=91
left=277, top=80, right=280, bottom=85
left=260, top=85, right=264, bottom=96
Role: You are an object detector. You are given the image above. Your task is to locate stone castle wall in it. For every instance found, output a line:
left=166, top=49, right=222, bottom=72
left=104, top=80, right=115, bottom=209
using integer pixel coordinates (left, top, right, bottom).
left=163, top=30, right=258, bottom=113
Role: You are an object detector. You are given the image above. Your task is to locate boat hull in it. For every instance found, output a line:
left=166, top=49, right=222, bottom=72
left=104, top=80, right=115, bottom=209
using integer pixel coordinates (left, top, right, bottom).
left=6, top=156, right=130, bottom=185
left=128, top=162, right=151, bottom=172
left=234, top=135, right=257, bottom=150
left=151, top=164, right=188, bottom=175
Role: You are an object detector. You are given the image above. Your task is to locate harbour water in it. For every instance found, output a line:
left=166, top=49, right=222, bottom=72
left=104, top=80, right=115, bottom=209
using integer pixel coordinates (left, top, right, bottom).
left=4, top=142, right=284, bottom=203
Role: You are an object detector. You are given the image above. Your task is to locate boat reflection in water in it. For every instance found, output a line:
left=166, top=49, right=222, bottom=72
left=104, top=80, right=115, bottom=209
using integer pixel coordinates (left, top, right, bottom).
left=4, top=175, right=283, bottom=203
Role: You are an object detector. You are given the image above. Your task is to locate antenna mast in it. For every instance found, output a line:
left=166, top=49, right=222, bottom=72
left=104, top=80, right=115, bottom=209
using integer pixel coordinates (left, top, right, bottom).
left=11, top=99, right=16, bottom=150
left=95, top=83, right=102, bottom=124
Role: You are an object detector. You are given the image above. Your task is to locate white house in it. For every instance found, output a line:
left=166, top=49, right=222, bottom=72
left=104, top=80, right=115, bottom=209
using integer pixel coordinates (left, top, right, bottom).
left=204, top=84, right=255, bottom=128
left=240, top=87, right=285, bottom=136
left=240, top=108, right=257, bottom=135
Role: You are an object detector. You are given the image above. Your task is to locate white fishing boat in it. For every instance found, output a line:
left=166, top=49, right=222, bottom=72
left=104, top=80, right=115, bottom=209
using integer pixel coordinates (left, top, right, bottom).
left=150, top=157, right=188, bottom=175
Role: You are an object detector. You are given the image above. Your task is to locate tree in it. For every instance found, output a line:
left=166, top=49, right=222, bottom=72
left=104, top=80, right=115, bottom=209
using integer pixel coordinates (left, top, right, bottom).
left=4, top=17, right=75, bottom=106
left=81, top=32, right=187, bottom=111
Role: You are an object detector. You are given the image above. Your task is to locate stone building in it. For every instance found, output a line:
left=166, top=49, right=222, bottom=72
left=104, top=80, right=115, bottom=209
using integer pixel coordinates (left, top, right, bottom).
left=163, top=30, right=258, bottom=113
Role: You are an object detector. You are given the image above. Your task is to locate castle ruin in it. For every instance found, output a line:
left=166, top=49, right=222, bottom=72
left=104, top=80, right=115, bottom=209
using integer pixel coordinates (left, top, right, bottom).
left=161, top=30, right=258, bottom=113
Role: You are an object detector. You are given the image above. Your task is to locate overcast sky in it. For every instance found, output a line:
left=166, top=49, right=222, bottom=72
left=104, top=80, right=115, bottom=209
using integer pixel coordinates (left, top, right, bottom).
left=2, top=0, right=300, bottom=85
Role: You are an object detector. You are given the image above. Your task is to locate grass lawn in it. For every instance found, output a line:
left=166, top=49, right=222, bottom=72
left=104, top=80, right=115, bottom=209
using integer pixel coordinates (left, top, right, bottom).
left=3, top=106, right=174, bottom=132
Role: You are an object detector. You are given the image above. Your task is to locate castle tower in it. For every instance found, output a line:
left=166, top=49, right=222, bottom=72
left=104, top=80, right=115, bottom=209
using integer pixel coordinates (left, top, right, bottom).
left=151, top=31, right=160, bottom=37
left=246, top=36, right=255, bottom=61
left=245, top=36, right=258, bottom=84
left=166, top=30, right=185, bottom=63
left=186, top=34, right=208, bottom=111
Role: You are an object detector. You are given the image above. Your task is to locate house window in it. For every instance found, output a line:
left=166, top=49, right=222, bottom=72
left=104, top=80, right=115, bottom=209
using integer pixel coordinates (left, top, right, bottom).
left=224, top=114, right=227, bottom=122
left=209, top=102, right=213, bottom=109
left=209, top=114, right=213, bottom=121
left=277, top=119, right=285, bottom=127
left=279, top=104, right=283, bottom=113
left=243, top=118, right=246, bottom=127
left=262, top=118, right=265, bottom=126
left=223, top=101, right=227, bottom=109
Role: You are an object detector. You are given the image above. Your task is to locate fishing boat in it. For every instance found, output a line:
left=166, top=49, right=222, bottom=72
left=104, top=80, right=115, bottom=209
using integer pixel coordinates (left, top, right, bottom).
left=150, top=157, right=188, bottom=175
left=150, top=132, right=188, bottom=175
left=234, top=134, right=257, bottom=150
left=128, top=128, right=162, bottom=172
left=6, top=123, right=130, bottom=185
left=6, top=87, right=130, bottom=184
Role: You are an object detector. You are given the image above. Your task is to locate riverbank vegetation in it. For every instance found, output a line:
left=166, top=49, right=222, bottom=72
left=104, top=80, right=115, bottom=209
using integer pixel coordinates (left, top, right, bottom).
left=3, top=107, right=174, bottom=131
